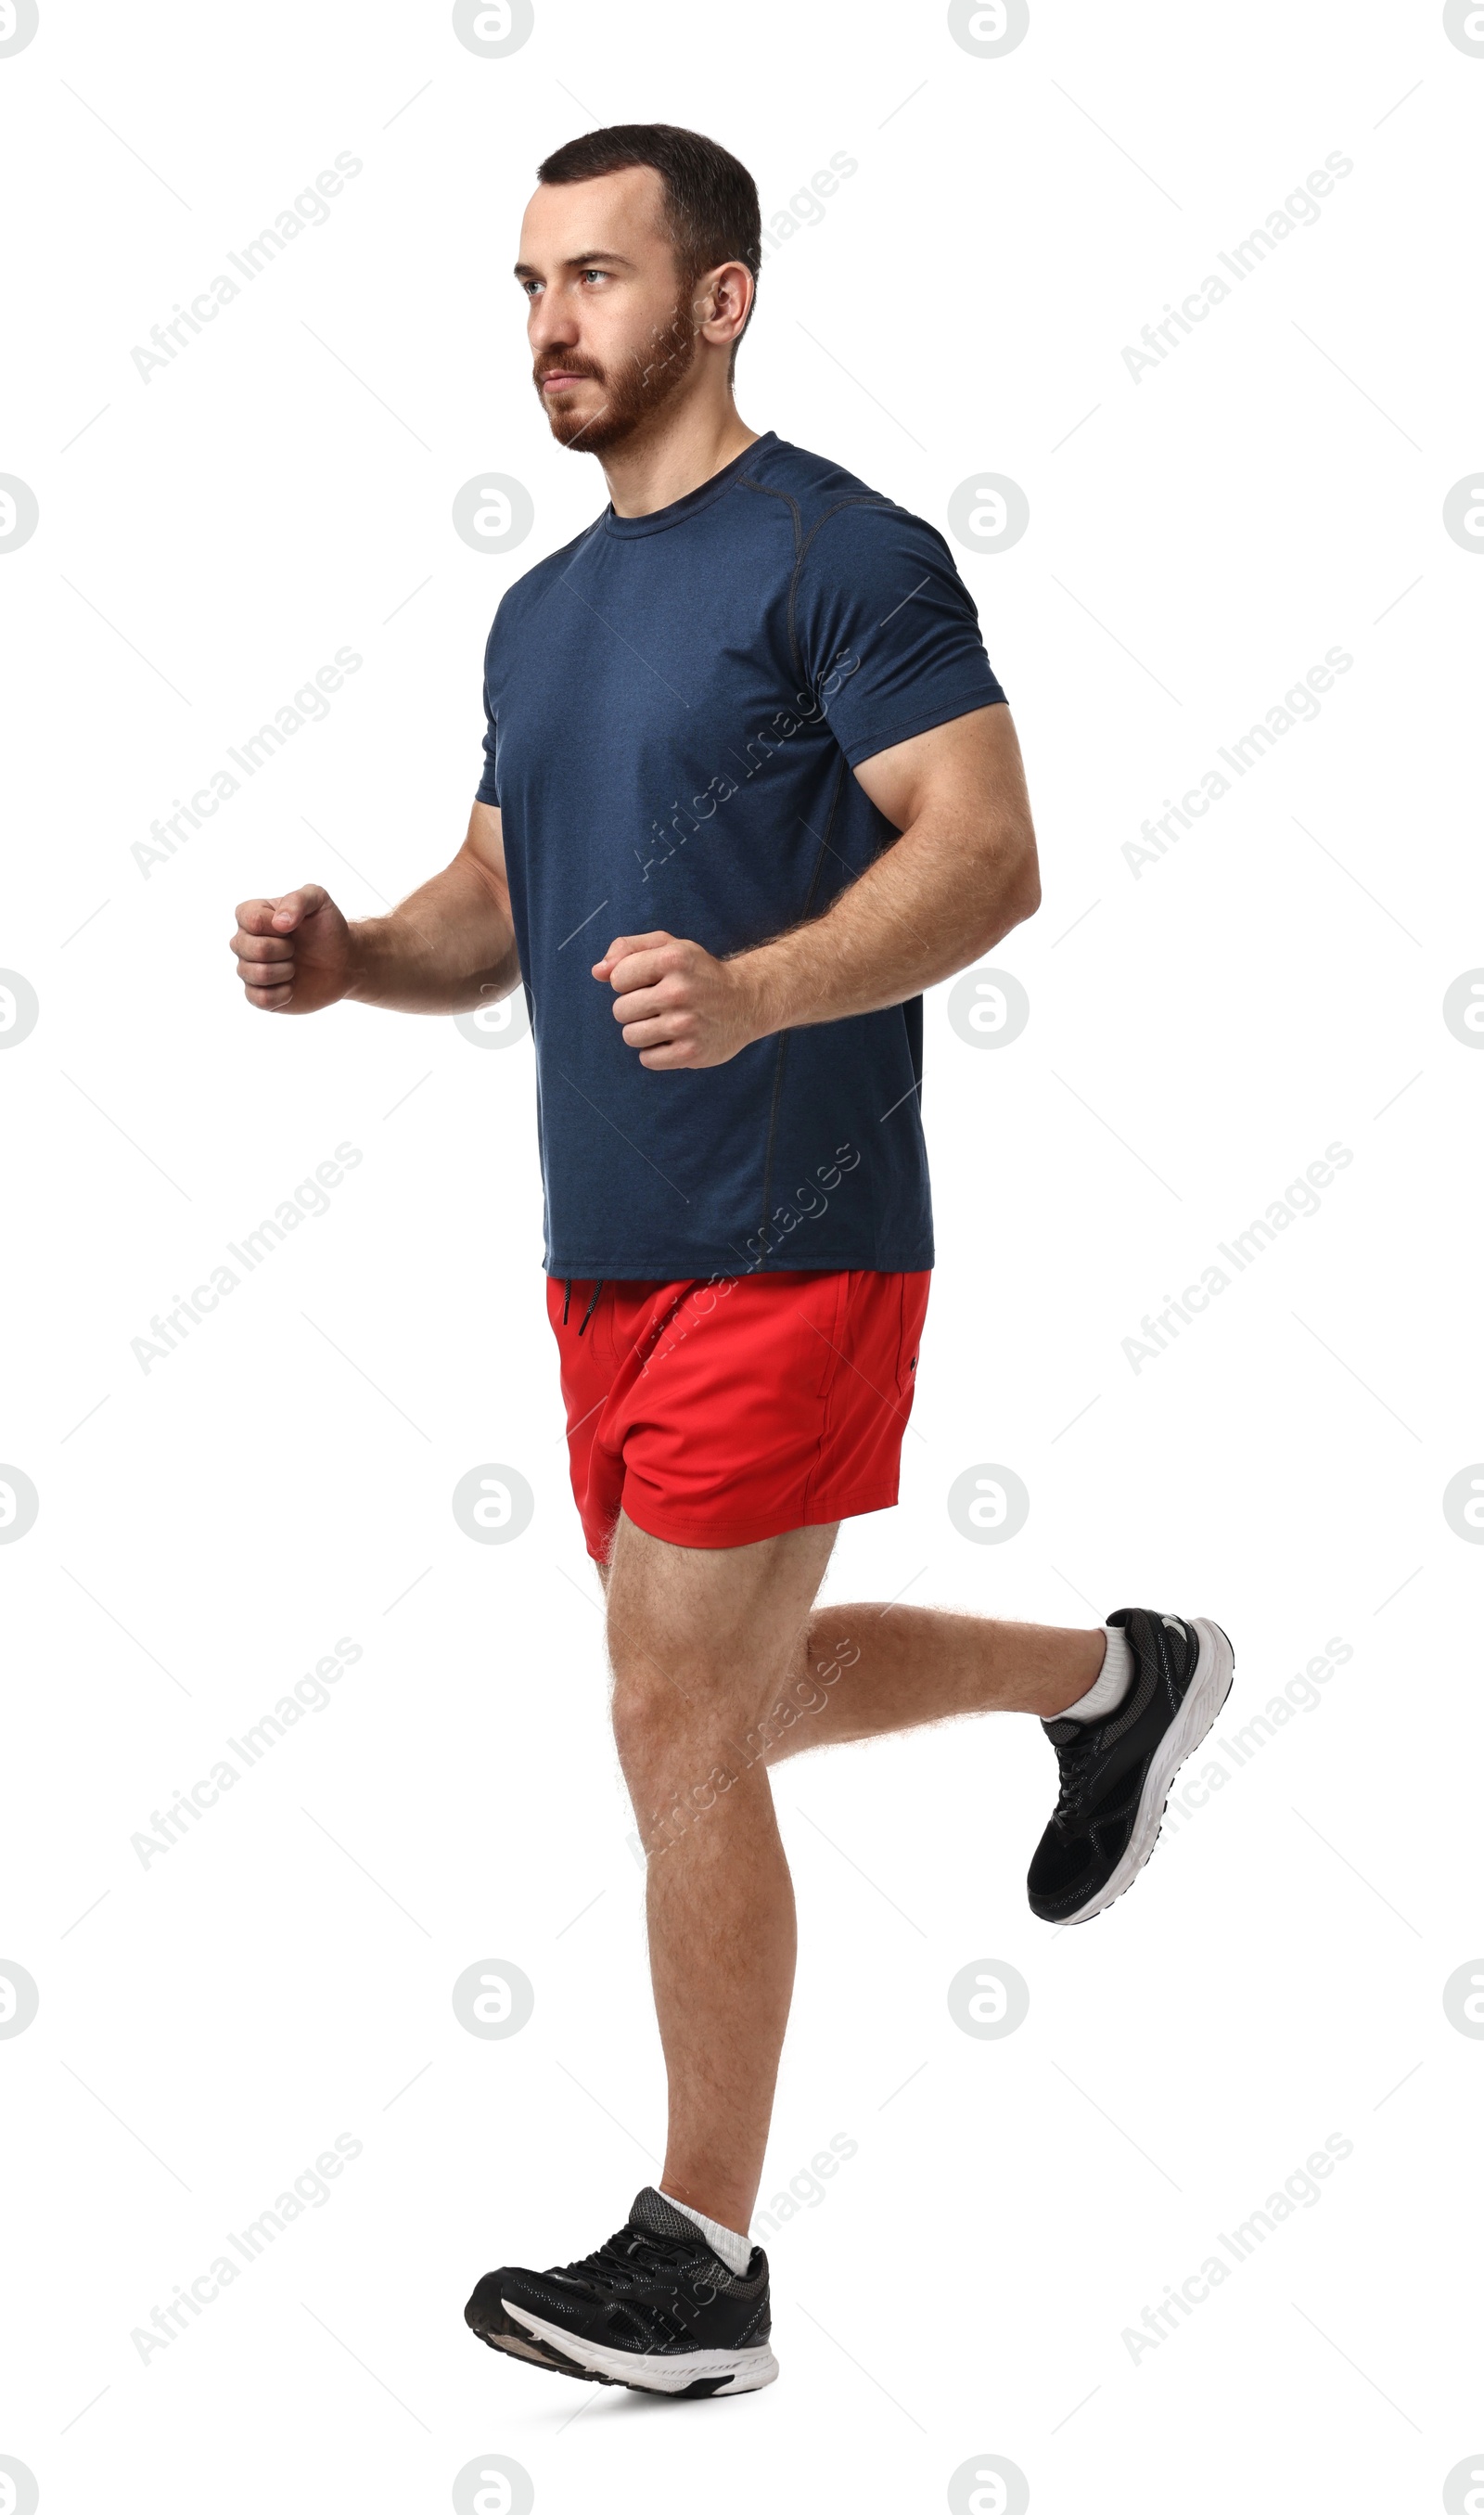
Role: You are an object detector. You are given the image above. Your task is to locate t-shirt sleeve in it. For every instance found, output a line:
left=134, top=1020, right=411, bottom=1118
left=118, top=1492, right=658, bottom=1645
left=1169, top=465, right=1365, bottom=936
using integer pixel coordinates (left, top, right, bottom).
left=793, top=500, right=1005, bottom=768
left=474, top=616, right=500, bottom=806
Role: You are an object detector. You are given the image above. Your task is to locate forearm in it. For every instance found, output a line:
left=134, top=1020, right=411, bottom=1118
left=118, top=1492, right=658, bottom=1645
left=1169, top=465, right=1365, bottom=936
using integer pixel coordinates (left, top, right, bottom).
left=736, top=802, right=1040, bottom=1036
left=347, top=853, right=520, bottom=1015
left=595, top=710, right=1041, bottom=1073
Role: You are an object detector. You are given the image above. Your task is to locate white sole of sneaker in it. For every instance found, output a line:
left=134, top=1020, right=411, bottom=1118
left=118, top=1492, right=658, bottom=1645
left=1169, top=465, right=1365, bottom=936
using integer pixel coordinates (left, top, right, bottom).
left=482, top=2327, right=569, bottom=2368
left=1062, top=1615, right=1235, bottom=1926
left=504, top=2300, right=779, bottom=2394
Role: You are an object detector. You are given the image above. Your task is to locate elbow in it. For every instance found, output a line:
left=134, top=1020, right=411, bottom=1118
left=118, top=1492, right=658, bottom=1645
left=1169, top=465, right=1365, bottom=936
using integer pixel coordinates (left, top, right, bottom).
left=1012, top=823, right=1042, bottom=922
left=972, top=834, right=1040, bottom=955
left=1011, top=855, right=1042, bottom=927
left=1002, top=824, right=1041, bottom=930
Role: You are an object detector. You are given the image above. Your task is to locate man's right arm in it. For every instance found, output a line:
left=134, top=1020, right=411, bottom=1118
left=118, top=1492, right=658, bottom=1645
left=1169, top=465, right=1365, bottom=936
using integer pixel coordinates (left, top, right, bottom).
left=230, top=802, right=520, bottom=1016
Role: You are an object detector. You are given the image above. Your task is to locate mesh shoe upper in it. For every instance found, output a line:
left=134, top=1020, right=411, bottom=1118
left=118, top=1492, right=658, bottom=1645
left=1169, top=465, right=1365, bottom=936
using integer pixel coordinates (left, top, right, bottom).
left=1027, top=1608, right=1198, bottom=1921
left=467, top=2188, right=771, bottom=2361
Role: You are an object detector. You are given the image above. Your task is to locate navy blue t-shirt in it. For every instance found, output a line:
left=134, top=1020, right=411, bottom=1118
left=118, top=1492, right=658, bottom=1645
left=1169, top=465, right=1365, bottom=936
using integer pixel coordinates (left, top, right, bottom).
left=476, top=431, right=1005, bottom=1278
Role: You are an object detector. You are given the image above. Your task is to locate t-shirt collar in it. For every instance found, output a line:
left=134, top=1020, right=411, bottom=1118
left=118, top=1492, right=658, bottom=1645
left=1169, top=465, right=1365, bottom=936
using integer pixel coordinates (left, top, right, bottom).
left=601, top=431, right=779, bottom=538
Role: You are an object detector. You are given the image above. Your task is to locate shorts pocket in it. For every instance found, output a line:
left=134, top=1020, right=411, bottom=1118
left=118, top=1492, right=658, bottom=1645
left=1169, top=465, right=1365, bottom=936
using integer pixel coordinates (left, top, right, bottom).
left=793, top=1269, right=850, bottom=1401
left=895, top=1272, right=929, bottom=1402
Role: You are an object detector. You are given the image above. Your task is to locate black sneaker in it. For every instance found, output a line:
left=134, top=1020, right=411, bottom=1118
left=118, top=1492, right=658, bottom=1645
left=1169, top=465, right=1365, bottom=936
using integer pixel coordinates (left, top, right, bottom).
left=465, top=2187, right=777, bottom=2397
left=1027, top=1609, right=1235, bottom=1925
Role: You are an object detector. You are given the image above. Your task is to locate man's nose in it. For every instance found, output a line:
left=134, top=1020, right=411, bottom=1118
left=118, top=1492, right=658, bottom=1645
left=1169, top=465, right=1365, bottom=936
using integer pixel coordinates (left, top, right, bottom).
left=529, top=289, right=581, bottom=353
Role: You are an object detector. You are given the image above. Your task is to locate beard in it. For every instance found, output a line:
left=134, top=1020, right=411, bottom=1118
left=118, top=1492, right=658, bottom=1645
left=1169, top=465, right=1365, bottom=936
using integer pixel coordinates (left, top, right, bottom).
left=533, top=290, right=700, bottom=455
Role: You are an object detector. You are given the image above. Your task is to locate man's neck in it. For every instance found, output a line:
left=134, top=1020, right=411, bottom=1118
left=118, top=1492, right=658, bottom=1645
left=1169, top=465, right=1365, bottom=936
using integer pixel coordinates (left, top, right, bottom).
left=601, top=401, right=761, bottom=519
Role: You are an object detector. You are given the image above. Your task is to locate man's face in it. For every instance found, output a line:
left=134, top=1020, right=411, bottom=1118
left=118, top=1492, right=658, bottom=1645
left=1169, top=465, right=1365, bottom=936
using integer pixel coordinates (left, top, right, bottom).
left=516, top=167, right=701, bottom=454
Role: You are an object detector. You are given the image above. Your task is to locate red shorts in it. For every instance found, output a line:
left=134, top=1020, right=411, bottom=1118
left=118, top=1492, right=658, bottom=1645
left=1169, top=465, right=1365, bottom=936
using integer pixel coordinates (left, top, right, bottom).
left=547, top=1269, right=930, bottom=1561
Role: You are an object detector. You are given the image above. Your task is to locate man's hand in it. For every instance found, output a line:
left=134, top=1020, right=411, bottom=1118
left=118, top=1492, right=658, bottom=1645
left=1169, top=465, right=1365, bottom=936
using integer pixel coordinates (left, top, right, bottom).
left=593, top=930, right=765, bottom=1070
left=594, top=713, right=1038, bottom=1064
left=231, top=884, right=353, bottom=1014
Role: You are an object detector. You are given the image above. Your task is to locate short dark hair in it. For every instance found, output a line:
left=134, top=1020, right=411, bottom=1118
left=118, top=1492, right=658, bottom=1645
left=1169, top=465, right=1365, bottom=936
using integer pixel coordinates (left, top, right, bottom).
left=536, top=123, right=761, bottom=363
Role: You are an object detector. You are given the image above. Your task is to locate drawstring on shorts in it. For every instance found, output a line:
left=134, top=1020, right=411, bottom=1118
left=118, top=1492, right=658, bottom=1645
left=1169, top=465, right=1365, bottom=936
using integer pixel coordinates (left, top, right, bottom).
left=560, top=1277, right=608, bottom=1338
left=561, top=1277, right=606, bottom=1335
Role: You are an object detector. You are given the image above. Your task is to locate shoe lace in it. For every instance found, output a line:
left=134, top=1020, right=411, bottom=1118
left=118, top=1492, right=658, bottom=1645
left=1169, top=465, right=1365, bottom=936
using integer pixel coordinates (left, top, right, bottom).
left=562, top=2225, right=699, bottom=2290
left=1050, top=1729, right=1102, bottom=1829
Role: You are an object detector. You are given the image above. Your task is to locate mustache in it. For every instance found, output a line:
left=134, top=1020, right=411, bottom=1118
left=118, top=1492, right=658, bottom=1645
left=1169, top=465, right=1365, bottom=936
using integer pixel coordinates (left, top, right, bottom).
left=533, top=353, right=603, bottom=384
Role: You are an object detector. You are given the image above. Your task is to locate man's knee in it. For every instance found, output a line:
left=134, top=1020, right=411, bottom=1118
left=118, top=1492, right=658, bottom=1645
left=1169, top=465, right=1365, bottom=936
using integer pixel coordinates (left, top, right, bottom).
left=609, top=1669, right=680, bottom=1777
left=604, top=1531, right=832, bottom=1780
left=610, top=1670, right=742, bottom=1854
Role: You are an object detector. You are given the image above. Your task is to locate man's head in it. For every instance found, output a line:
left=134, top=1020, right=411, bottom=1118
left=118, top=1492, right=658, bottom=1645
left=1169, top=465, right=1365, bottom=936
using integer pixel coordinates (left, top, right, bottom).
left=516, top=124, right=761, bottom=456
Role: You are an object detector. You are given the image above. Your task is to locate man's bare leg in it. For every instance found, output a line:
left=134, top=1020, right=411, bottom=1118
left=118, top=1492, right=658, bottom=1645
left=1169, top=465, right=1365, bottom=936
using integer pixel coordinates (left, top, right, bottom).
left=603, top=1510, right=838, bottom=2238
left=765, top=1601, right=1108, bottom=1765
left=762, top=1595, right=1235, bottom=1935
left=602, top=1516, right=1111, bottom=2234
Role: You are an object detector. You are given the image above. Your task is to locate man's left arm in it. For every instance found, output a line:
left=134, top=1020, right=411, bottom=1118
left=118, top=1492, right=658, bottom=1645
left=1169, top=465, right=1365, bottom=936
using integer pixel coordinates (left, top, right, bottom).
left=593, top=703, right=1041, bottom=1069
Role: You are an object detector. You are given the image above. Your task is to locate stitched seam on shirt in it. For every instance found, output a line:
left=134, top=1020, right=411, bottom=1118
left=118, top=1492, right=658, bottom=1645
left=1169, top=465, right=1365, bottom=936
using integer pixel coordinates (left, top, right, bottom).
left=737, top=474, right=802, bottom=552
left=756, top=1035, right=792, bottom=1264
left=787, top=495, right=896, bottom=690
left=737, top=477, right=804, bottom=678
left=755, top=751, right=849, bottom=1259
left=801, top=753, right=847, bottom=911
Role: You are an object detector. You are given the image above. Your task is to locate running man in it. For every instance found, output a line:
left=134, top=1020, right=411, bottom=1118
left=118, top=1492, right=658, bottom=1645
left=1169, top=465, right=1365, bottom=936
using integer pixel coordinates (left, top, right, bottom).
left=229, top=123, right=1234, bottom=2401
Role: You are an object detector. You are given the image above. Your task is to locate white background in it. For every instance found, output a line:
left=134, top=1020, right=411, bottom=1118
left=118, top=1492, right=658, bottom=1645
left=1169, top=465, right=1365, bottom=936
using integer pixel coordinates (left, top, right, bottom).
left=2, top=2, right=1482, bottom=2509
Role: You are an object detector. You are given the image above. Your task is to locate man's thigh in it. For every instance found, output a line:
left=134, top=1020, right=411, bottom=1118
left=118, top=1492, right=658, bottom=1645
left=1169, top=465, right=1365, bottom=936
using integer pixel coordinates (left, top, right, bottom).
left=603, top=1510, right=838, bottom=1736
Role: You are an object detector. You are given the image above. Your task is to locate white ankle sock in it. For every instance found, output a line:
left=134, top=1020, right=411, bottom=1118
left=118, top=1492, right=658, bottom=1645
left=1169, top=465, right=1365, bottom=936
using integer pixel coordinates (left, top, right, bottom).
left=661, top=2192, right=753, bottom=2274
left=1058, top=1624, right=1132, bottom=1724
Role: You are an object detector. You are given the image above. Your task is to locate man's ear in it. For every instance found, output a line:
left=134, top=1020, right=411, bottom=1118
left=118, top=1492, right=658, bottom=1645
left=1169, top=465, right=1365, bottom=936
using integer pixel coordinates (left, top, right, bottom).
left=697, top=261, right=753, bottom=346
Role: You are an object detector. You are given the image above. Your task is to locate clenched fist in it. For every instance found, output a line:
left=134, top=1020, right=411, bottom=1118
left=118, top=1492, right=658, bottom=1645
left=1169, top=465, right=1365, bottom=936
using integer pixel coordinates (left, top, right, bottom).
left=231, top=884, right=352, bottom=1014
left=593, top=930, right=769, bottom=1070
